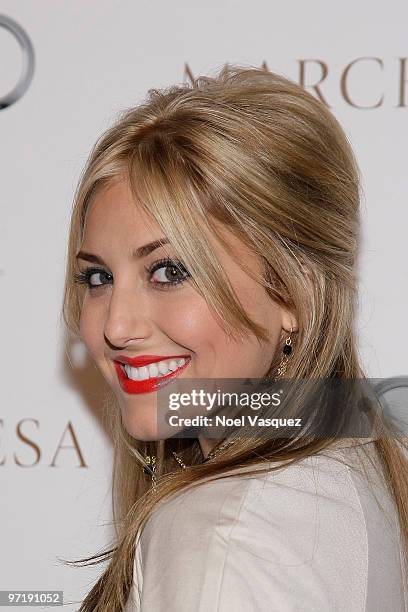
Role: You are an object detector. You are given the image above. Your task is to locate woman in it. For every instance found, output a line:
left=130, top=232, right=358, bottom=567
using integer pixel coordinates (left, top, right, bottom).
left=62, top=65, right=408, bottom=610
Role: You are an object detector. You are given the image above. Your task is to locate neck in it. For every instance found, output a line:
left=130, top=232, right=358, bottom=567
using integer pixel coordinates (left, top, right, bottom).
left=198, top=434, right=216, bottom=459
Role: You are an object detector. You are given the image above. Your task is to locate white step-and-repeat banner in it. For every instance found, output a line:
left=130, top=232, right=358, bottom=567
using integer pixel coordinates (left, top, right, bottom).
left=1, top=1, right=407, bottom=610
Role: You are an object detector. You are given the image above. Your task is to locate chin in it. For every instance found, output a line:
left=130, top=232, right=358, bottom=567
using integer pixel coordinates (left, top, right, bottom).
left=124, top=423, right=159, bottom=442
left=122, top=419, right=161, bottom=442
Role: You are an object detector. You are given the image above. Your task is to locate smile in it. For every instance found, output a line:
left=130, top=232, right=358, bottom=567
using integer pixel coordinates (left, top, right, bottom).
left=113, top=356, right=191, bottom=395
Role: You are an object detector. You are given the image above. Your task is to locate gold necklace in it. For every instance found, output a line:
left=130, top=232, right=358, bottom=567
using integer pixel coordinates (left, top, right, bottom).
left=172, top=438, right=237, bottom=470
left=143, top=439, right=237, bottom=488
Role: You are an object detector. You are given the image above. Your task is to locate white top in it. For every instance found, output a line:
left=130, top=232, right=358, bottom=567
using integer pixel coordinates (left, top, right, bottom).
left=125, top=441, right=407, bottom=611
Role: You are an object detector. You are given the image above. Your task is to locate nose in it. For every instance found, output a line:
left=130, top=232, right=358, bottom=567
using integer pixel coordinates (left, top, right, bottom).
left=103, top=284, right=152, bottom=349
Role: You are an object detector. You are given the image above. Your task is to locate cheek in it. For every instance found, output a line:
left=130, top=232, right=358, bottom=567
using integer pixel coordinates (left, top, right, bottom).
left=79, top=299, right=103, bottom=358
left=163, top=297, right=223, bottom=348
left=163, top=298, right=261, bottom=373
left=180, top=290, right=282, bottom=376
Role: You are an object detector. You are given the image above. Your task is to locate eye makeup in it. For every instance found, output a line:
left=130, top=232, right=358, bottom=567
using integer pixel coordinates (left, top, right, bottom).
left=73, top=257, right=191, bottom=291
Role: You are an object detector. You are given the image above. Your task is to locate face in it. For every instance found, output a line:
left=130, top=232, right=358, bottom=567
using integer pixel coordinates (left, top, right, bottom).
left=76, top=178, right=297, bottom=442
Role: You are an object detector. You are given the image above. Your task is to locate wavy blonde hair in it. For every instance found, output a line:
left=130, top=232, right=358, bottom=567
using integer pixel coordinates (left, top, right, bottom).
left=61, top=64, right=408, bottom=611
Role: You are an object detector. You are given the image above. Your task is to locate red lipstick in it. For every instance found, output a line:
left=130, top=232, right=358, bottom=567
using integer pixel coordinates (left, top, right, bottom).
left=113, top=355, right=191, bottom=395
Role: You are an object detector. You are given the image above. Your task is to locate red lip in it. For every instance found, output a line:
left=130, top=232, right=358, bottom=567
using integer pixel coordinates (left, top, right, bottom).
left=113, top=356, right=191, bottom=395
left=115, top=354, right=191, bottom=367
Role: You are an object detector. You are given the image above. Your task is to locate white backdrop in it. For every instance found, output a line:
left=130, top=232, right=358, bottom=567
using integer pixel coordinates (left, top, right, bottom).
left=1, top=1, right=407, bottom=610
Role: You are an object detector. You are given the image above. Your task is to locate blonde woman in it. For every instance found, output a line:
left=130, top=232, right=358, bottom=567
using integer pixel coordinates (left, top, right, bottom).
left=62, top=65, right=408, bottom=611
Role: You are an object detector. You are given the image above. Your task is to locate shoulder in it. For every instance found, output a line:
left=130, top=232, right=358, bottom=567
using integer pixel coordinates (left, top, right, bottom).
left=143, top=440, right=388, bottom=543
left=134, top=441, right=404, bottom=611
left=147, top=448, right=354, bottom=555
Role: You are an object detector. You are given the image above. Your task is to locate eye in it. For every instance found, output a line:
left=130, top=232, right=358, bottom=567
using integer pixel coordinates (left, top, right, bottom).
left=147, top=257, right=191, bottom=290
left=73, top=259, right=191, bottom=292
left=73, top=267, right=112, bottom=289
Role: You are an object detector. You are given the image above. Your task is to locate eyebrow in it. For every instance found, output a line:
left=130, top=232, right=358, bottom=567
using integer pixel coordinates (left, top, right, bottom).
left=75, top=238, right=171, bottom=266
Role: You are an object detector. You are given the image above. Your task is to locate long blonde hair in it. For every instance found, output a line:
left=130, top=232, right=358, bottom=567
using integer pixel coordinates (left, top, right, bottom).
left=61, top=64, right=408, bottom=611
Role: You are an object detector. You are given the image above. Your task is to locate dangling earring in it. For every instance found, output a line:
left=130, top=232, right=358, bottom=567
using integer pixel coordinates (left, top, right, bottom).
left=274, top=325, right=294, bottom=381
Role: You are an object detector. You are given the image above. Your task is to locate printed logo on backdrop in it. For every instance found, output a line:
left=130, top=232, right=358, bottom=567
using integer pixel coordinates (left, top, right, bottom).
left=0, top=14, right=35, bottom=110
left=184, top=59, right=408, bottom=108
left=0, top=420, right=87, bottom=467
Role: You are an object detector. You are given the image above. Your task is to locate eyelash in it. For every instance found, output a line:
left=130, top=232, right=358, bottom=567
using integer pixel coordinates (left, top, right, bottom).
left=73, top=257, right=191, bottom=292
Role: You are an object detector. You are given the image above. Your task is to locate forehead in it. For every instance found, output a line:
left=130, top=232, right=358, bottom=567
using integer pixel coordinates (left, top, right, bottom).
left=80, top=177, right=260, bottom=275
left=82, top=178, right=160, bottom=243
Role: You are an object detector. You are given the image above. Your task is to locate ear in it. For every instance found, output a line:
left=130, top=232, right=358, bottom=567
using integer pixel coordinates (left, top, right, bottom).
left=281, top=308, right=299, bottom=334
left=279, top=257, right=311, bottom=334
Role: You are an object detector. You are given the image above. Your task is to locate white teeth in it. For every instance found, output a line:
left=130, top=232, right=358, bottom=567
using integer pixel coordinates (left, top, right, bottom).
left=124, top=365, right=140, bottom=380
left=138, top=366, right=150, bottom=381
left=129, top=366, right=140, bottom=380
left=158, top=361, right=170, bottom=375
left=122, top=357, right=188, bottom=381
left=148, top=363, right=159, bottom=378
left=168, top=360, right=178, bottom=372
